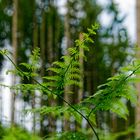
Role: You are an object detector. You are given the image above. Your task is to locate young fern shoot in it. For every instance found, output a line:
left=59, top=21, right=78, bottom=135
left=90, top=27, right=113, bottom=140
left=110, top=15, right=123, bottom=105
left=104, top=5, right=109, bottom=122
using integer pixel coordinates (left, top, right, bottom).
left=0, top=24, right=100, bottom=140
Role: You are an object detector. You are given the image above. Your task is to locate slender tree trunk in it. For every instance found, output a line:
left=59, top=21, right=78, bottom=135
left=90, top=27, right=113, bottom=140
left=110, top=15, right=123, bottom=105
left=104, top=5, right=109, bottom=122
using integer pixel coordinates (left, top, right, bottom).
left=47, top=24, right=56, bottom=133
left=74, top=33, right=84, bottom=130
left=63, top=0, right=72, bottom=130
left=47, top=2, right=56, bottom=132
left=78, top=33, right=84, bottom=103
left=40, top=9, right=46, bottom=136
left=47, top=28, right=53, bottom=64
left=11, top=0, right=18, bottom=125
left=136, top=0, right=140, bottom=138
left=32, top=3, right=38, bottom=133
left=111, top=113, right=117, bottom=132
left=111, top=69, right=117, bottom=133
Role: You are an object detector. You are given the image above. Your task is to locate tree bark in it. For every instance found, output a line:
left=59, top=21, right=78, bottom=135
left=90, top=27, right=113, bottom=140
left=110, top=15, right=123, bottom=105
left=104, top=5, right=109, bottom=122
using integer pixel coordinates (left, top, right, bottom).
left=63, top=0, right=72, bottom=131
left=47, top=1, right=56, bottom=133
left=136, top=0, right=140, bottom=138
left=47, top=22, right=56, bottom=133
left=78, top=33, right=84, bottom=103
left=32, top=2, right=38, bottom=133
left=40, top=9, right=46, bottom=136
left=11, top=0, right=18, bottom=125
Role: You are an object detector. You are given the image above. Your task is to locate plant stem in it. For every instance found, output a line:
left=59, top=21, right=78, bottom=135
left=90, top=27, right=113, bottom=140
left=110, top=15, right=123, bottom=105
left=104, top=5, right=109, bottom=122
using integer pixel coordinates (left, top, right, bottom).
left=4, top=52, right=100, bottom=140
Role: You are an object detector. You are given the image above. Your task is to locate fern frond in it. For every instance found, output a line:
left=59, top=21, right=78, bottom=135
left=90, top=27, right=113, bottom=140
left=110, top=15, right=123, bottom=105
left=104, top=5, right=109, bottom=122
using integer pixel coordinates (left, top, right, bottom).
left=19, top=63, right=31, bottom=70
left=83, top=59, right=140, bottom=119
left=43, top=76, right=60, bottom=81
left=47, top=67, right=61, bottom=74
left=69, top=67, right=80, bottom=74
left=44, top=25, right=98, bottom=94
left=0, top=24, right=100, bottom=139
left=65, top=80, right=80, bottom=87
left=53, top=61, right=65, bottom=68
left=67, top=73, right=81, bottom=80
left=110, top=99, right=129, bottom=119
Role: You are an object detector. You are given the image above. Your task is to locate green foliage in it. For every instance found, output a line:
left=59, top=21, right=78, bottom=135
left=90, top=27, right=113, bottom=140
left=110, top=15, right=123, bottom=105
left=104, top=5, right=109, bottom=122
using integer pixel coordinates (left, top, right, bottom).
left=83, top=62, right=138, bottom=119
left=46, top=131, right=88, bottom=140
left=0, top=123, right=5, bottom=139
left=0, top=24, right=138, bottom=139
left=98, top=124, right=135, bottom=140
left=0, top=48, right=40, bottom=80
left=42, top=23, right=99, bottom=95
left=2, top=127, right=41, bottom=140
left=0, top=0, right=134, bottom=139
left=19, top=47, right=40, bottom=78
left=0, top=124, right=40, bottom=140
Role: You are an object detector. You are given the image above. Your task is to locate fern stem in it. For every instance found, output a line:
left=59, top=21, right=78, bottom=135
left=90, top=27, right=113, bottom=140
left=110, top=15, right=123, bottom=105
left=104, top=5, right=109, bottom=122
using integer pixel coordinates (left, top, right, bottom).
left=57, top=94, right=99, bottom=140
left=87, top=64, right=140, bottom=119
left=87, top=106, right=96, bottom=119
left=4, top=53, right=100, bottom=140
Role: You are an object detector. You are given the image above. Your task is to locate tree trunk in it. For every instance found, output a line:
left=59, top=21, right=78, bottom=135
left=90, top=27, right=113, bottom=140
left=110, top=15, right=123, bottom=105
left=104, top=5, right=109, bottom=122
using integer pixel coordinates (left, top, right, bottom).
left=11, top=0, right=18, bottom=125
left=63, top=0, right=72, bottom=130
left=78, top=33, right=84, bottom=103
left=47, top=1, right=56, bottom=132
left=32, top=3, right=38, bottom=133
left=111, top=69, right=117, bottom=133
left=40, top=9, right=46, bottom=136
left=47, top=23, right=56, bottom=133
left=136, top=0, right=140, bottom=138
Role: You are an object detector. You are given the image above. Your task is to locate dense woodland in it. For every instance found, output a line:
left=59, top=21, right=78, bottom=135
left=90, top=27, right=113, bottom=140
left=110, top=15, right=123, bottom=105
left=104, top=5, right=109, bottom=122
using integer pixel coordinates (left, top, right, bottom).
left=0, top=0, right=139, bottom=140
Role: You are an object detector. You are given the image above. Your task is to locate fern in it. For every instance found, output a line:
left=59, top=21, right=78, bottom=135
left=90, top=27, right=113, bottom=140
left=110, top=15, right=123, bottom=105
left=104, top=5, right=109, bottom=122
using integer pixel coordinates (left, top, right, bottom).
left=3, top=24, right=99, bottom=139
left=83, top=60, right=139, bottom=120
left=41, top=23, right=99, bottom=96
left=0, top=48, right=40, bottom=80
left=1, top=23, right=139, bottom=140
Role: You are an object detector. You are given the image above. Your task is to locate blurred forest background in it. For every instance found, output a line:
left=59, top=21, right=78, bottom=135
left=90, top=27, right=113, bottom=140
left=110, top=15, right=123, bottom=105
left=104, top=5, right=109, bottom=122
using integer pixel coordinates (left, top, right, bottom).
left=0, top=0, right=138, bottom=140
